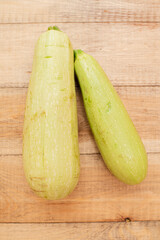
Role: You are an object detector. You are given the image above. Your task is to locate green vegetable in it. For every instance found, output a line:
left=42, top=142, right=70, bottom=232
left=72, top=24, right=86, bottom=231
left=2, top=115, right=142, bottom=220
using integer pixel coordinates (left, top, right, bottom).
left=23, top=27, right=80, bottom=200
left=74, top=50, right=147, bottom=185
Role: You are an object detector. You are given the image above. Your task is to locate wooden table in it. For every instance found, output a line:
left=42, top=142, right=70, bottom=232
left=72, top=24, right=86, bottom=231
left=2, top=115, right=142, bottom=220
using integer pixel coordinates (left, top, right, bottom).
left=0, top=1, right=160, bottom=239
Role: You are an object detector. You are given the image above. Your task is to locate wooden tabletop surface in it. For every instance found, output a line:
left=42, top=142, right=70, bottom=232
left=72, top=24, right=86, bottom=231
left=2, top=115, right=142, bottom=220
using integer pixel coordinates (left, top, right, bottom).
left=0, top=1, right=160, bottom=239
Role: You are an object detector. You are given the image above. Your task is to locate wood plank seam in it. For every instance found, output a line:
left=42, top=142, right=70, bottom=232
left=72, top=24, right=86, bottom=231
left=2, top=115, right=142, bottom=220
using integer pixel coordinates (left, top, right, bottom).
left=0, top=85, right=160, bottom=89
left=2, top=21, right=160, bottom=24
left=1, top=220, right=160, bottom=224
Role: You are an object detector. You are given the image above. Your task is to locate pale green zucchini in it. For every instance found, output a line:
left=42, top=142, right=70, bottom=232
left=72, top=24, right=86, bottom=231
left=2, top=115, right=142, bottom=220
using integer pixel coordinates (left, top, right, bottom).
left=23, top=27, right=80, bottom=200
left=74, top=50, right=147, bottom=185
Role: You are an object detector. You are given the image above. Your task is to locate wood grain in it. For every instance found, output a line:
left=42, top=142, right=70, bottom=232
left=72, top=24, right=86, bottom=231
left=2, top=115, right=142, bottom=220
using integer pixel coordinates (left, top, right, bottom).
left=1, top=0, right=160, bottom=23
left=0, top=153, right=159, bottom=222
left=0, top=86, right=159, bottom=155
left=1, top=23, right=160, bottom=87
left=1, top=222, right=160, bottom=240
left=0, top=0, right=160, bottom=236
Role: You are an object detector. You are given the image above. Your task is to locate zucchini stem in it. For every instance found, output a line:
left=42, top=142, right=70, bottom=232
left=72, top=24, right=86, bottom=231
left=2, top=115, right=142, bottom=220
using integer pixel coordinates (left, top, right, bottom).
left=48, top=26, right=61, bottom=31
left=74, top=49, right=83, bottom=61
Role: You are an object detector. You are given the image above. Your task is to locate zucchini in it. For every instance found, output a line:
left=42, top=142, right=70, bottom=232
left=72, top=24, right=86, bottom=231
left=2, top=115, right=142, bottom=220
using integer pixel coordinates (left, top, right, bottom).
left=23, top=27, right=80, bottom=200
left=74, top=50, right=147, bottom=185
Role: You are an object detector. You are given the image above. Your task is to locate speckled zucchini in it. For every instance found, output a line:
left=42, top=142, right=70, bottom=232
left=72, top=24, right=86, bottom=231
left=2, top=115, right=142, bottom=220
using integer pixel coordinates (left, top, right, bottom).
left=74, top=50, right=147, bottom=185
left=23, top=27, right=80, bottom=200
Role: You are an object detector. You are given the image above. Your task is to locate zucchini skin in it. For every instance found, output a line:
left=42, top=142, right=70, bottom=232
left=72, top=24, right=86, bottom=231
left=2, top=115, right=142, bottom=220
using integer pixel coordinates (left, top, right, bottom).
left=23, top=29, right=80, bottom=200
left=74, top=50, right=147, bottom=185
